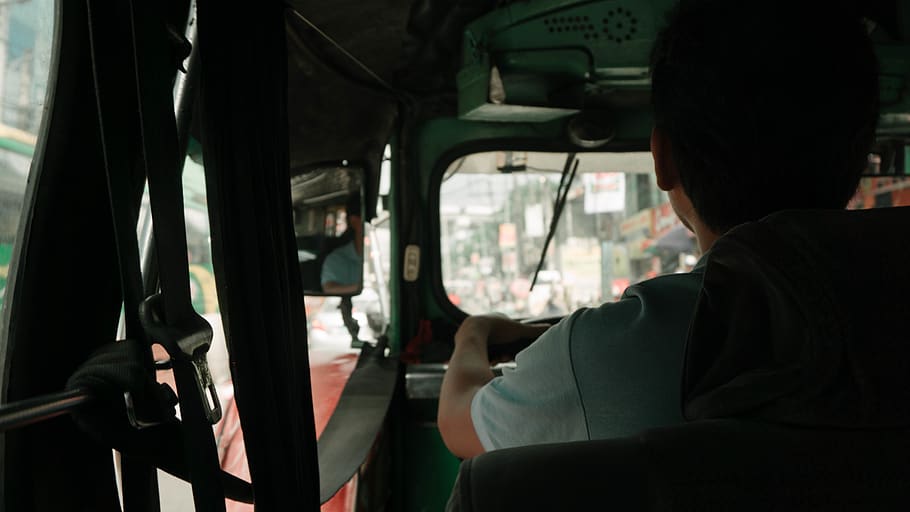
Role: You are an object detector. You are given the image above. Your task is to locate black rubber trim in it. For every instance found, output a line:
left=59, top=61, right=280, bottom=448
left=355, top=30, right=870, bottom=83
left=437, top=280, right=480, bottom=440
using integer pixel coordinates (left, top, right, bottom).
left=317, top=342, right=399, bottom=503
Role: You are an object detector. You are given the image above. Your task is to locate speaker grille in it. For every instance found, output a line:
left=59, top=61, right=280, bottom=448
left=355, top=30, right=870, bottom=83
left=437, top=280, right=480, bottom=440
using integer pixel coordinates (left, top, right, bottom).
left=601, top=7, right=638, bottom=44
left=542, top=7, right=640, bottom=44
left=543, top=15, right=599, bottom=41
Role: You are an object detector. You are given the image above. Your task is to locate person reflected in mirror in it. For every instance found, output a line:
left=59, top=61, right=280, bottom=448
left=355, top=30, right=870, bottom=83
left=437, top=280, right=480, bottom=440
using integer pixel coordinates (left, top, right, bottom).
left=321, top=194, right=364, bottom=347
left=438, top=0, right=880, bottom=459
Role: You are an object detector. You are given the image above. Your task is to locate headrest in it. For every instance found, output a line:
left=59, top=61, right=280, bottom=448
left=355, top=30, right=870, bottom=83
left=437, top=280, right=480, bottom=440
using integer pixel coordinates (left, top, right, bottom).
left=683, top=207, right=910, bottom=428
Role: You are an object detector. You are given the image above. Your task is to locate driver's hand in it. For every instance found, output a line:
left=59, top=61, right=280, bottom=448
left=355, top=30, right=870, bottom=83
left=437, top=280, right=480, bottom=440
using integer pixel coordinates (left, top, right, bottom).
left=454, top=314, right=550, bottom=347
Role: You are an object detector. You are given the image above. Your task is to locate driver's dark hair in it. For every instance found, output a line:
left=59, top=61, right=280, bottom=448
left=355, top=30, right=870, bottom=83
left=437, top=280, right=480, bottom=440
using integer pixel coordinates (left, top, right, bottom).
left=650, top=0, right=879, bottom=233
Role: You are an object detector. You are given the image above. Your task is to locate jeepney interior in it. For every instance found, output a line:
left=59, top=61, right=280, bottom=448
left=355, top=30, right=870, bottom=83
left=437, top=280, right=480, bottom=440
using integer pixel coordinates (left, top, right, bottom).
left=0, top=0, right=908, bottom=510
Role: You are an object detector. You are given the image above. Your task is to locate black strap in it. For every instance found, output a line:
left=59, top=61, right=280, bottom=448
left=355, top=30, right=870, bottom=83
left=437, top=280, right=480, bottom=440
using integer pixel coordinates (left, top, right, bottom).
left=317, top=339, right=398, bottom=503
left=128, top=1, right=225, bottom=510
left=196, top=0, right=320, bottom=507
left=87, top=0, right=226, bottom=510
left=85, top=1, right=160, bottom=510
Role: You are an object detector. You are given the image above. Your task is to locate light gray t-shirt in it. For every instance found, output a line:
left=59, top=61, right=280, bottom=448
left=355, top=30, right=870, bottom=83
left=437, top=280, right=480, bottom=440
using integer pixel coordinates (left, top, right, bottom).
left=470, top=265, right=706, bottom=451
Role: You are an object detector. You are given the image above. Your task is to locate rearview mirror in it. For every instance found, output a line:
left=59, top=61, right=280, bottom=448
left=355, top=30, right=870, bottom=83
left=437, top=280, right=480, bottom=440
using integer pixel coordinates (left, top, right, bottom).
left=292, top=164, right=364, bottom=296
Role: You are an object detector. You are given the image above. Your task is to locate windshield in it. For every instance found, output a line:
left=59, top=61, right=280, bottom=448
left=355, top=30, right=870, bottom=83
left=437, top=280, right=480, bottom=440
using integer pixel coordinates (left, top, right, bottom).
left=439, top=151, right=693, bottom=317
left=439, top=150, right=910, bottom=318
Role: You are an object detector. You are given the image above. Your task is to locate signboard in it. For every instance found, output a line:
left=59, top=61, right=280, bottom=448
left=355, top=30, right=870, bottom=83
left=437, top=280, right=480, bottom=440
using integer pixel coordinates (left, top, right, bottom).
left=525, top=204, right=545, bottom=237
left=583, top=173, right=626, bottom=213
left=652, top=202, right=680, bottom=238
left=619, top=202, right=680, bottom=239
left=499, top=222, right=517, bottom=248
left=620, top=208, right=652, bottom=237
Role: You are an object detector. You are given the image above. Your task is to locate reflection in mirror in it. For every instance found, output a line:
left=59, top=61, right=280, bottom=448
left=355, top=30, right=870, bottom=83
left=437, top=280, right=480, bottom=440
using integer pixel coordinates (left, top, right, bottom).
left=292, top=164, right=365, bottom=297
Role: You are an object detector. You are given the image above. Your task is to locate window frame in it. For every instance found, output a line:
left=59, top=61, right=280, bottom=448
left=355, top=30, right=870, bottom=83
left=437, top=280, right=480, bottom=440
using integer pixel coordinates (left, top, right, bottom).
left=428, top=138, right=649, bottom=322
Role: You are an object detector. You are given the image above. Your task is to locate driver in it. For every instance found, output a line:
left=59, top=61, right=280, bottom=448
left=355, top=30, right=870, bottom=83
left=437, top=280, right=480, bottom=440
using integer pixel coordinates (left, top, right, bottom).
left=321, top=194, right=365, bottom=347
left=321, top=194, right=364, bottom=295
left=438, top=0, right=880, bottom=458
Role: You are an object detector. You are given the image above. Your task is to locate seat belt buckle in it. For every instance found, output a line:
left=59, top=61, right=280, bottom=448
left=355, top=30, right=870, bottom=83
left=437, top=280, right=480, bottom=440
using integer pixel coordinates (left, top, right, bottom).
left=139, top=293, right=223, bottom=424
left=189, top=351, right=221, bottom=424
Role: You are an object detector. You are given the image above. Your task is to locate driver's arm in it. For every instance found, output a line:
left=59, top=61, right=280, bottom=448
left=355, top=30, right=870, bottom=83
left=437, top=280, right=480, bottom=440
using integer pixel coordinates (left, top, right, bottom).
left=438, top=316, right=549, bottom=459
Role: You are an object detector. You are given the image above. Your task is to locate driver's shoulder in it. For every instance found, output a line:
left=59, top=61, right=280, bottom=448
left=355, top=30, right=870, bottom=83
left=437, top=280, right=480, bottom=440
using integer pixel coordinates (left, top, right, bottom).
left=567, top=271, right=704, bottom=349
left=619, top=271, right=705, bottom=316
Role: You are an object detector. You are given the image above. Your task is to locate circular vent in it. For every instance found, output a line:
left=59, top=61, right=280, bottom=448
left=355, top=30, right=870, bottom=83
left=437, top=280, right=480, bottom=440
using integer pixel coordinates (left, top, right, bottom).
left=544, top=15, right=600, bottom=41
left=601, top=7, right=638, bottom=44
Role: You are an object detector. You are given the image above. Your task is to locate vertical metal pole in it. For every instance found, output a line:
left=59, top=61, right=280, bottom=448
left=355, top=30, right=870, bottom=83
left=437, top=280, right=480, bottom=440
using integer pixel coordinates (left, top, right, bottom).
left=173, top=0, right=199, bottom=154
left=139, top=0, right=198, bottom=293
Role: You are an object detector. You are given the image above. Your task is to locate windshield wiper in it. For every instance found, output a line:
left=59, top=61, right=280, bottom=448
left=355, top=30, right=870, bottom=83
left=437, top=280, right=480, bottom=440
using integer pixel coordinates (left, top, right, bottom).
left=530, top=153, right=579, bottom=291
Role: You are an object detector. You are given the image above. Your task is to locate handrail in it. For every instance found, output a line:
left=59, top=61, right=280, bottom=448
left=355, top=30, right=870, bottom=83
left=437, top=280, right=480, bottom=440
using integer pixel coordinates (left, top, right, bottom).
left=0, top=388, right=92, bottom=432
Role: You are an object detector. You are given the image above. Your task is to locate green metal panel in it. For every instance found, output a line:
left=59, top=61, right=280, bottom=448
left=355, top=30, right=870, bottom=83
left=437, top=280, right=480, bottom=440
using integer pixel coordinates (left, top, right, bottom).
left=457, top=0, right=910, bottom=135
left=401, top=423, right=462, bottom=512
left=457, top=0, right=674, bottom=122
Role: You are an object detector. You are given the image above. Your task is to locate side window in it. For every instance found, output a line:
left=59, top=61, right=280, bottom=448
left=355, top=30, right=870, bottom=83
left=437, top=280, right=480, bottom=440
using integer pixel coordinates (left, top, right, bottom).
left=0, top=0, right=54, bottom=318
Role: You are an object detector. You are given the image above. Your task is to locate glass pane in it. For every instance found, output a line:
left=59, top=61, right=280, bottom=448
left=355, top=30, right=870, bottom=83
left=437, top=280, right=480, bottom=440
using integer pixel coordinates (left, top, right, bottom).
left=0, top=0, right=54, bottom=314
left=439, top=151, right=695, bottom=317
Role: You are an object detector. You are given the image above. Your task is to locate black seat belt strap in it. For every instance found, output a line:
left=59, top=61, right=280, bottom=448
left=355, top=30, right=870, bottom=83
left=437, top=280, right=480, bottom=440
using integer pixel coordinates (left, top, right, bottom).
left=127, top=1, right=225, bottom=511
left=88, top=0, right=226, bottom=510
left=86, top=1, right=161, bottom=510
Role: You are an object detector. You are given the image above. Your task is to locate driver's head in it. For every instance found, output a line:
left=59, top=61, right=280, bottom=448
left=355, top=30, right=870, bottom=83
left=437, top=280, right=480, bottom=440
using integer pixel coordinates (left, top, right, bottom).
left=650, top=0, right=879, bottom=234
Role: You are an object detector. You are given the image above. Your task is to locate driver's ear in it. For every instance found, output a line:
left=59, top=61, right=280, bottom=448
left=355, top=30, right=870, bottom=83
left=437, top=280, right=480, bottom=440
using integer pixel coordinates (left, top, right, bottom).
left=651, top=126, right=679, bottom=192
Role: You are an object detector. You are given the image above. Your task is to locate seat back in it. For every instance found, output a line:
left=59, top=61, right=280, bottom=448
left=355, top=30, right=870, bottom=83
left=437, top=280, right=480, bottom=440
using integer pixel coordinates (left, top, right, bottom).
left=448, top=419, right=910, bottom=511
left=683, top=207, right=910, bottom=426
